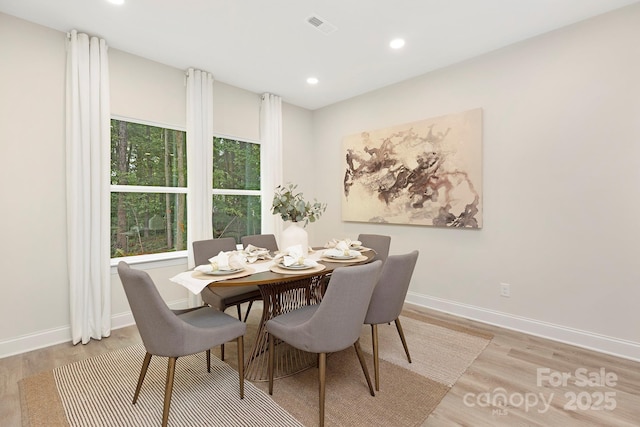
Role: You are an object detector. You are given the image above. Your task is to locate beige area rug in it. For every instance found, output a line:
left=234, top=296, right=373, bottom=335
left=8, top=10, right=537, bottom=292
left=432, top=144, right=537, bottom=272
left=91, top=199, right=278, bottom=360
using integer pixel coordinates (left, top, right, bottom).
left=21, top=344, right=302, bottom=427
left=20, top=310, right=491, bottom=427
left=358, top=315, right=492, bottom=387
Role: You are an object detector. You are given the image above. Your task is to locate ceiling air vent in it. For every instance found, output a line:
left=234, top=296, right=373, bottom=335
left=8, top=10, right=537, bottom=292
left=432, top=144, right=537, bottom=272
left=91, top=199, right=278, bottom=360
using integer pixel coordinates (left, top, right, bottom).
left=306, top=14, right=337, bottom=35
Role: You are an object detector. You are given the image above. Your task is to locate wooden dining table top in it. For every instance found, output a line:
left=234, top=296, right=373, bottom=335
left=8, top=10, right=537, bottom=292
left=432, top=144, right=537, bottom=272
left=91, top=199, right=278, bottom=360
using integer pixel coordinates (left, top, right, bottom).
left=208, top=249, right=375, bottom=287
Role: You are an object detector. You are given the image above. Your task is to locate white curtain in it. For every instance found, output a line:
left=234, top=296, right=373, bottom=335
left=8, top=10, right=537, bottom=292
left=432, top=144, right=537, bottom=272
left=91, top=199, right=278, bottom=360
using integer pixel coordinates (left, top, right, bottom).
left=186, top=68, right=215, bottom=307
left=65, top=30, right=111, bottom=345
left=260, top=93, right=283, bottom=238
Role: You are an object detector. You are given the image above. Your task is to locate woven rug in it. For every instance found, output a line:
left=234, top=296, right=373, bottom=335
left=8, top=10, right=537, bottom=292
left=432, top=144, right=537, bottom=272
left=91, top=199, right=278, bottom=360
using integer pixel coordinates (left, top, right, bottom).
left=246, top=311, right=492, bottom=426
left=359, top=313, right=492, bottom=387
left=20, top=310, right=491, bottom=426
left=20, top=344, right=302, bottom=427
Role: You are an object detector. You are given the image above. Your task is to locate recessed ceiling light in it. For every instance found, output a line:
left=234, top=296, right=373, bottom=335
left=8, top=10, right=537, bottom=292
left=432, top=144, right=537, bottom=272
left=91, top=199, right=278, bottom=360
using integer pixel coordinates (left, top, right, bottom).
left=390, top=38, right=405, bottom=49
left=307, top=77, right=319, bottom=85
left=106, top=0, right=125, bottom=5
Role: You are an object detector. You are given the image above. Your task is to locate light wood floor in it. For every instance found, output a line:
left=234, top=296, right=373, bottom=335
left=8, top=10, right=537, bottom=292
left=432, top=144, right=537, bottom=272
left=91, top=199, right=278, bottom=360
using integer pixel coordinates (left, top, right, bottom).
left=2, top=305, right=638, bottom=426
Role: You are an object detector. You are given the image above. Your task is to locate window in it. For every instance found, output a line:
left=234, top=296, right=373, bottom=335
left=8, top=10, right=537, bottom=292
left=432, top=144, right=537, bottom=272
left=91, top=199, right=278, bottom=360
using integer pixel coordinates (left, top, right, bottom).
left=110, top=119, right=187, bottom=258
left=110, top=121, right=262, bottom=259
left=212, top=136, right=261, bottom=241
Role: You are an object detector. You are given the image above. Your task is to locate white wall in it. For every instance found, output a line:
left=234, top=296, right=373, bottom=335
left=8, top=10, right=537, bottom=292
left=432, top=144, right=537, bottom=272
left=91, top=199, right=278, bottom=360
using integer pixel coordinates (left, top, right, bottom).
left=309, top=4, right=640, bottom=359
left=0, top=13, right=68, bottom=343
left=281, top=102, right=319, bottom=243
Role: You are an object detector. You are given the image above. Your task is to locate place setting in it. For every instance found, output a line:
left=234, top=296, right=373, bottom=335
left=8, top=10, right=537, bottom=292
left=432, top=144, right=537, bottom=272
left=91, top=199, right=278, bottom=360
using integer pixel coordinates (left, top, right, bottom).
left=320, top=238, right=371, bottom=263
left=242, top=243, right=273, bottom=263
left=270, top=244, right=326, bottom=275
left=169, top=250, right=254, bottom=294
left=191, top=250, right=255, bottom=280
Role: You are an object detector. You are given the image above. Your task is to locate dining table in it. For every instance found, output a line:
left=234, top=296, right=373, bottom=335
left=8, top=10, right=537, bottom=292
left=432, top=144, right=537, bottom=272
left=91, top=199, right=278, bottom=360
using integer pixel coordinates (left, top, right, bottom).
left=171, top=247, right=375, bottom=381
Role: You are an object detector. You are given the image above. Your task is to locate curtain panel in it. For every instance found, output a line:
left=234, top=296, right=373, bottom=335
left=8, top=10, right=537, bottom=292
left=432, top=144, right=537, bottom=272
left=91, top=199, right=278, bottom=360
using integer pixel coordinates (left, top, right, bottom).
left=65, top=30, right=111, bottom=344
left=186, top=68, right=215, bottom=307
left=260, top=93, right=283, bottom=237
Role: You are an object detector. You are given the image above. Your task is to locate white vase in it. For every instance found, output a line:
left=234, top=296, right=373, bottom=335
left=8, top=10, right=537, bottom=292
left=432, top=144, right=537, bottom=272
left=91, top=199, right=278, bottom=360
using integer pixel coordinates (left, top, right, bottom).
left=280, top=222, right=309, bottom=255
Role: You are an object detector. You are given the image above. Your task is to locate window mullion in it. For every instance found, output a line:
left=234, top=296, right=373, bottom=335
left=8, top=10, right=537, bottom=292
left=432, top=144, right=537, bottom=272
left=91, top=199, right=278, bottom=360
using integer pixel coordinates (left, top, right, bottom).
left=111, top=185, right=187, bottom=194
left=212, top=188, right=261, bottom=196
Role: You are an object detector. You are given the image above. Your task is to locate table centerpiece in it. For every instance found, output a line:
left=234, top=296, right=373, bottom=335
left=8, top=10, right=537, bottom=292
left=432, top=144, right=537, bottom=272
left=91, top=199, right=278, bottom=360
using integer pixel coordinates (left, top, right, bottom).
left=271, top=183, right=326, bottom=255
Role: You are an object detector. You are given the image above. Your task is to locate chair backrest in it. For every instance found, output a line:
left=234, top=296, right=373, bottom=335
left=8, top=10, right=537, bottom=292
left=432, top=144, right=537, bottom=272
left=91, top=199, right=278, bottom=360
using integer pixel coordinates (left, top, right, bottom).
left=117, top=261, right=187, bottom=356
left=241, top=234, right=279, bottom=252
left=304, top=260, right=382, bottom=353
left=364, top=251, right=419, bottom=325
left=358, top=234, right=391, bottom=263
left=193, top=237, right=237, bottom=266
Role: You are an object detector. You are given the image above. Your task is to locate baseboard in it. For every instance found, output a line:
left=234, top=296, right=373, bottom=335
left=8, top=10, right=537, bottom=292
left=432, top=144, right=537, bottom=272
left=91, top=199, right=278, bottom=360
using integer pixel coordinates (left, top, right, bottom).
left=0, top=298, right=188, bottom=359
left=405, top=292, right=640, bottom=362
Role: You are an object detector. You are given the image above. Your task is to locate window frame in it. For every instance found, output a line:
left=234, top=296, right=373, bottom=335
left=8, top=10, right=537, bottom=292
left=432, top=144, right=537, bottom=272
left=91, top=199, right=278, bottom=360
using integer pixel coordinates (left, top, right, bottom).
left=109, top=115, right=188, bottom=266
left=109, top=124, right=265, bottom=266
left=211, top=133, right=262, bottom=240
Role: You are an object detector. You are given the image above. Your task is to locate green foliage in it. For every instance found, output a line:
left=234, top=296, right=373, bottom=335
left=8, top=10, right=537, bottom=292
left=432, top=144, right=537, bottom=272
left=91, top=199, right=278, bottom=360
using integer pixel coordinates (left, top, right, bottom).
left=212, top=194, right=261, bottom=241
left=213, top=137, right=260, bottom=190
left=271, top=183, right=326, bottom=226
left=110, top=121, right=263, bottom=256
left=110, top=120, right=189, bottom=257
left=110, top=121, right=186, bottom=187
left=212, top=137, right=262, bottom=240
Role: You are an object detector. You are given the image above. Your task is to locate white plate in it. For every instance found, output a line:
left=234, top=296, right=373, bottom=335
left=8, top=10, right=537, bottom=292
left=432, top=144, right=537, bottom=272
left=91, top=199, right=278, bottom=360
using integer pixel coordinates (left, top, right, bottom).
left=202, top=268, right=244, bottom=276
left=325, top=254, right=357, bottom=260
left=279, top=262, right=314, bottom=270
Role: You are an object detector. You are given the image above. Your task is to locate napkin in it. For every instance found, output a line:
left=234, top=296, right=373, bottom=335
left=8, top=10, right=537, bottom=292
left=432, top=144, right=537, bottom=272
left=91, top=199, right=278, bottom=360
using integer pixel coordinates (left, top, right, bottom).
left=243, top=244, right=272, bottom=263
left=275, top=244, right=319, bottom=267
left=325, top=238, right=362, bottom=250
left=323, top=240, right=361, bottom=258
left=194, top=250, right=245, bottom=272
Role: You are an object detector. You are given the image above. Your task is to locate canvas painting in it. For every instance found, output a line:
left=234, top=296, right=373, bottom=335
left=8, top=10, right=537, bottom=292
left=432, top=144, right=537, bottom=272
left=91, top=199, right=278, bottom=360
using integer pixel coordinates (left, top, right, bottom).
left=342, top=108, right=482, bottom=228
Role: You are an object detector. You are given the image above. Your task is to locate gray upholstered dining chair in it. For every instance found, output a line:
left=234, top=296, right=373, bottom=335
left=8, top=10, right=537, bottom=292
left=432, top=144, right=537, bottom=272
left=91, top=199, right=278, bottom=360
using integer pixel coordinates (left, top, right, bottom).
left=193, top=237, right=261, bottom=361
left=117, top=261, right=246, bottom=427
left=364, top=250, right=419, bottom=391
left=194, top=237, right=262, bottom=323
left=241, top=233, right=279, bottom=253
left=266, top=260, right=383, bottom=427
left=357, top=234, right=391, bottom=263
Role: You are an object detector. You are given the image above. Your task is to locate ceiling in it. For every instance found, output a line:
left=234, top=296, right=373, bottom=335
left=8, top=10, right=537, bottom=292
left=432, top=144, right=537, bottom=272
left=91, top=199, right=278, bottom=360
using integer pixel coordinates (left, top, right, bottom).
left=1, top=0, right=638, bottom=110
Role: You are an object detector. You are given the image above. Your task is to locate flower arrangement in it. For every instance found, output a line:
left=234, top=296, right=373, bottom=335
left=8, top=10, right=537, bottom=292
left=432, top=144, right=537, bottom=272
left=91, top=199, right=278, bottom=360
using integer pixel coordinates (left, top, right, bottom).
left=271, top=183, right=326, bottom=225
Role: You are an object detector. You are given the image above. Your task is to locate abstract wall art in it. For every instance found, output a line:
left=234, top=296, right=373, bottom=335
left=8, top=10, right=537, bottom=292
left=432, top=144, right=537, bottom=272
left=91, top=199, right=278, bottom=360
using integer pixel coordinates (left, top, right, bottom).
left=342, top=108, right=482, bottom=228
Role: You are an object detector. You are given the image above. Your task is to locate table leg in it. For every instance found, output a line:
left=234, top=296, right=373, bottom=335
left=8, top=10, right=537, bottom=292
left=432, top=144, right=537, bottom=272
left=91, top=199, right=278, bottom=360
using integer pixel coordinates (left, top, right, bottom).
left=244, top=275, right=325, bottom=381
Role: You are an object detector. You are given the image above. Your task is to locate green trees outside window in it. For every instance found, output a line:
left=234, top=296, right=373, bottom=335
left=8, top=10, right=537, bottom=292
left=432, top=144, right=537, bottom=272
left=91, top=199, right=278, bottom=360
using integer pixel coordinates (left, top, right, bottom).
left=212, top=137, right=261, bottom=241
left=110, top=121, right=262, bottom=258
left=110, top=119, right=187, bottom=257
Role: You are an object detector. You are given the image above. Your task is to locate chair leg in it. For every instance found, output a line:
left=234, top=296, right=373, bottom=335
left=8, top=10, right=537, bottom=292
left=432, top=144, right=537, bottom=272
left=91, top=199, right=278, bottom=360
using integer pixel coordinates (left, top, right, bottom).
left=394, top=317, right=412, bottom=363
left=162, top=357, right=177, bottom=427
left=221, top=343, right=225, bottom=361
left=237, top=336, right=245, bottom=399
left=206, top=349, right=211, bottom=373
left=133, top=352, right=152, bottom=404
left=354, top=339, right=375, bottom=396
left=318, top=352, right=326, bottom=427
left=268, top=333, right=274, bottom=395
left=371, top=324, right=380, bottom=391
left=243, top=300, right=254, bottom=322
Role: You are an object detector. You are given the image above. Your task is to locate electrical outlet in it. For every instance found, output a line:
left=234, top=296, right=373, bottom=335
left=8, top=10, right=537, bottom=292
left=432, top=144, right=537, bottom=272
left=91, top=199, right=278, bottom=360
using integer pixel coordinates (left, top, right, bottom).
left=500, top=283, right=511, bottom=297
